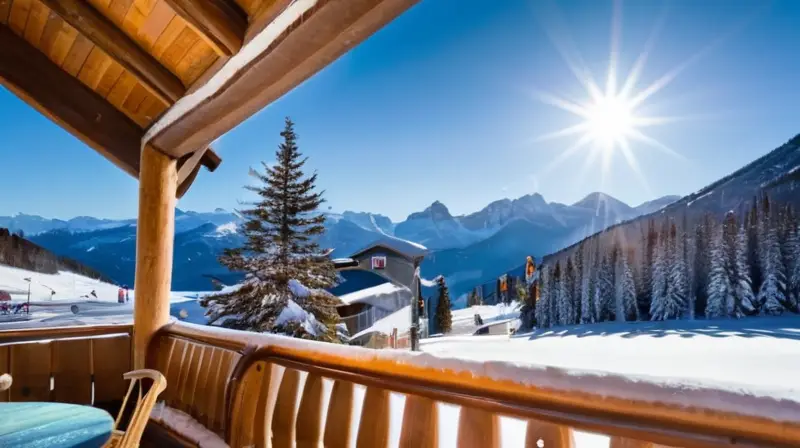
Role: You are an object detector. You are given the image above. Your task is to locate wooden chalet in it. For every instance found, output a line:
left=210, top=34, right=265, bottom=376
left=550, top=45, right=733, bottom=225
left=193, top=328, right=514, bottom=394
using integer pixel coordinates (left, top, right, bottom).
left=1, top=1, right=799, bottom=446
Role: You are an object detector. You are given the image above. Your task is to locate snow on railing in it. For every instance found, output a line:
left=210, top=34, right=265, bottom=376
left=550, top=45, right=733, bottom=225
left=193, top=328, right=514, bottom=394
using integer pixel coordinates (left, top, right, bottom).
left=152, top=321, right=800, bottom=448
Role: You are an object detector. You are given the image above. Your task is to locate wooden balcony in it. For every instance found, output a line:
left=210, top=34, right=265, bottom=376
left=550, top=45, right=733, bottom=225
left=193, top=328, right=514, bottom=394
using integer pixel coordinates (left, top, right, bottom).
left=3, top=321, right=800, bottom=448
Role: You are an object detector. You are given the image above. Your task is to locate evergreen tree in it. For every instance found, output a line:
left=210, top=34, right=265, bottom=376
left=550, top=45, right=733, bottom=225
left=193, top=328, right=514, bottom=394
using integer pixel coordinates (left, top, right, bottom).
left=693, top=215, right=713, bottom=317
left=596, top=255, right=613, bottom=321
left=639, top=220, right=658, bottom=319
left=733, top=223, right=756, bottom=317
left=549, top=263, right=559, bottom=325
left=682, top=213, right=696, bottom=319
left=580, top=243, right=594, bottom=324
left=758, top=219, right=786, bottom=315
left=665, top=222, right=688, bottom=319
left=650, top=227, right=668, bottom=320
left=706, top=222, right=732, bottom=318
left=434, top=276, right=453, bottom=333
left=564, top=257, right=577, bottom=325
left=558, top=260, right=573, bottom=326
left=787, top=223, right=800, bottom=312
left=202, top=118, right=339, bottom=341
left=615, top=251, right=638, bottom=321
left=536, top=265, right=551, bottom=328
left=746, top=199, right=762, bottom=297
left=520, top=279, right=537, bottom=330
left=573, top=248, right=584, bottom=323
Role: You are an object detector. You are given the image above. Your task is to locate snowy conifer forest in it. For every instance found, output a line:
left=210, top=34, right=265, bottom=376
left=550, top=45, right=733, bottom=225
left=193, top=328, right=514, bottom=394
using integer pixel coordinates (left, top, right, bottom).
left=530, top=195, right=800, bottom=328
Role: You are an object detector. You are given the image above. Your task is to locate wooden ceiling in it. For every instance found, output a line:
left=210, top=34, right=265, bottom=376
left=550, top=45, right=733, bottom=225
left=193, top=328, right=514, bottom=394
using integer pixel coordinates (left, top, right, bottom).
left=0, top=0, right=417, bottom=194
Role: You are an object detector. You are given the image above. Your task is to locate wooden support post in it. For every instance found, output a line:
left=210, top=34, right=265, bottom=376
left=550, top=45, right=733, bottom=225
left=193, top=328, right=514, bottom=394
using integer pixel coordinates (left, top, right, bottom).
left=133, top=145, right=177, bottom=369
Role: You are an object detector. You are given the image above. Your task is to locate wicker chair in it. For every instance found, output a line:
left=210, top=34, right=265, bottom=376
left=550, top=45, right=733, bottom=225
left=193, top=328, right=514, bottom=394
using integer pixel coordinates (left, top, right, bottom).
left=104, top=369, right=167, bottom=448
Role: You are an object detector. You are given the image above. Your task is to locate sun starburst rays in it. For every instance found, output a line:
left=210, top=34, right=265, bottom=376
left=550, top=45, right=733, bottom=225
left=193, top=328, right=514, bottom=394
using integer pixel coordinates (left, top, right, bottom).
left=532, top=1, right=692, bottom=188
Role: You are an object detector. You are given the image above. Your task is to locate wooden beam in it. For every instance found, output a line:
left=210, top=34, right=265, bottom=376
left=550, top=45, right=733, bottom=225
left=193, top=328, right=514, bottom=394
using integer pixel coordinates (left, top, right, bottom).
left=0, top=23, right=141, bottom=176
left=0, top=24, right=219, bottom=191
left=40, top=0, right=186, bottom=104
left=146, top=0, right=418, bottom=159
left=244, top=0, right=292, bottom=44
left=133, top=145, right=176, bottom=369
left=163, top=0, right=246, bottom=57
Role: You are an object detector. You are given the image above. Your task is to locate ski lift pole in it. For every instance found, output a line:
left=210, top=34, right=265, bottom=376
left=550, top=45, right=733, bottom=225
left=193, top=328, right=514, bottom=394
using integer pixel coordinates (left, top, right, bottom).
left=24, top=278, right=31, bottom=315
left=410, top=267, right=420, bottom=351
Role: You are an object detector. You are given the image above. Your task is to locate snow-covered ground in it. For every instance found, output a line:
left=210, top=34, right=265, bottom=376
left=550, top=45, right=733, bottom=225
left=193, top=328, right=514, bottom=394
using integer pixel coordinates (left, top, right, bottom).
left=351, top=302, right=520, bottom=339
left=420, top=316, right=800, bottom=446
left=0, top=265, right=122, bottom=302
left=424, top=316, right=800, bottom=402
left=0, top=265, right=209, bottom=328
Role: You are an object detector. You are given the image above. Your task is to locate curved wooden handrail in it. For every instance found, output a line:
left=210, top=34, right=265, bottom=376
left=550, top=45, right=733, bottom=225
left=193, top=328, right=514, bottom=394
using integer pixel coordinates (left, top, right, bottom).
left=154, top=319, right=251, bottom=353
left=0, top=323, right=132, bottom=345
left=244, top=348, right=798, bottom=448
left=154, top=321, right=800, bottom=448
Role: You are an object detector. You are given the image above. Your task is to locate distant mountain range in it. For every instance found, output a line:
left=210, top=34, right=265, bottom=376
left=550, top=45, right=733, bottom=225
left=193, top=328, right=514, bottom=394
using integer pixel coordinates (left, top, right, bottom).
left=3, top=191, right=678, bottom=293
left=4, top=134, right=797, bottom=305
left=543, top=133, right=800, bottom=265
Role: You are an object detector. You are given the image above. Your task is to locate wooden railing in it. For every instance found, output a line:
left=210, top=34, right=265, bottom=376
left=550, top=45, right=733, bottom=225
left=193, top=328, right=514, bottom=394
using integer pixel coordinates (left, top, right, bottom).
left=0, top=324, right=132, bottom=405
left=3, top=320, right=800, bottom=447
left=147, top=321, right=800, bottom=448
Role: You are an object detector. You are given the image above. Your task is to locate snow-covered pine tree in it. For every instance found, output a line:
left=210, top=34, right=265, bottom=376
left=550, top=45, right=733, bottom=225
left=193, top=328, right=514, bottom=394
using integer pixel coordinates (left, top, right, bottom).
left=650, top=223, right=668, bottom=320
left=733, top=223, right=756, bottom=317
left=615, top=250, right=638, bottom=321
left=580, top=242, right=594, bottom=324
left=692, top=215, right=713, bottom=316
left=558, top=260, right=574, bottom=326
left=758, top=216, right=787, bottom=315
left=549, top=263, right=560, bottom=325
left=746, top=199, right=762, bottom=298
left=434, top=276, right=453, bottom=333
left=779, top=206, right=798, bottom=311
left=664, top=222, right=688, bottom=320
left=706, top=221, right=732, bottom=318
left=520, top=280, right=537, bottom=330
left=613, top=245, right=625, bottom=322
left=624, top=254, right=638, bottom=320
left=787, top=222, right=800, bottom=312
left=202, top=118, right=339, bottom=340
left=536, top=265, right=551, bottom=328
left=573, top=248, right=584, bottom=323
left=682, top=213, right=696, bottom=319
left=564, top=257, right=577, bottom=325
left=596, top=255, right=613, bottom=322
left=639, top=220, right=658, bottom=319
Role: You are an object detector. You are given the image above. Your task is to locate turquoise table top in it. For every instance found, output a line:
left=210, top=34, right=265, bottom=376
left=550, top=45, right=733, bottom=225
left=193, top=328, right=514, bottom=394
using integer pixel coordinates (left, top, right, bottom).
left=0, top=402, right=113, bottom=447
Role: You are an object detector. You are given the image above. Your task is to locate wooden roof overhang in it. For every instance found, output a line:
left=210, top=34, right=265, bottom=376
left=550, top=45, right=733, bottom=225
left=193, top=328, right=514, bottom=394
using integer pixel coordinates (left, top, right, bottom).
left=0, top=0, right=417, bottom=195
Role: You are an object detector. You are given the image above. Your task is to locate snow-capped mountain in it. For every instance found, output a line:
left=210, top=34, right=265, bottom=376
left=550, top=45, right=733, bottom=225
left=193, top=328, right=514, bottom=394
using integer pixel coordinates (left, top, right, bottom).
left=394, top=201, right=484, bottom=249
left=12, top=193, right=678, bottom=291
left=539, top=133, right=800, bottom=284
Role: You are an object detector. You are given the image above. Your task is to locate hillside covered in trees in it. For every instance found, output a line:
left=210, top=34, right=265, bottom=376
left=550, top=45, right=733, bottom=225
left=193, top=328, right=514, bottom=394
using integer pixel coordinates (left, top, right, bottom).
left=530, top=194, right=799, bottom=328
left=0, top=228, right=109, bottom=281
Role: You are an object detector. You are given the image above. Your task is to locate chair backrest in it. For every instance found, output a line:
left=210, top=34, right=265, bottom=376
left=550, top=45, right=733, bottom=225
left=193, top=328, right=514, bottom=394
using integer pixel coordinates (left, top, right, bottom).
left=113, top=369, right=167, bottom=448
left=0, top=373, right=11, bottom=391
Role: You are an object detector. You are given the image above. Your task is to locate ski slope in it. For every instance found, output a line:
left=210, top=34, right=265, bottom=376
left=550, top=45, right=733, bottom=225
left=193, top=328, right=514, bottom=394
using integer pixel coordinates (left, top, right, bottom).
left=0, top=265, right=121, bottom=302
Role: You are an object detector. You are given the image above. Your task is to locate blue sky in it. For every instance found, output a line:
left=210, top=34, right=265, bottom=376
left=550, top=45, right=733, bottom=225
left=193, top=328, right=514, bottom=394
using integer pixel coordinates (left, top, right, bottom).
left=1, top=0, right=799, bottom=222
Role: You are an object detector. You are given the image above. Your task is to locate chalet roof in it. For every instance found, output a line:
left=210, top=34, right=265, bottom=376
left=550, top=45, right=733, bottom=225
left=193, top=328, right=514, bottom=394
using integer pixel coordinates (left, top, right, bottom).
left=0, top=0, right=416, bottom=195
left=350, top=236, right=428, bottom=261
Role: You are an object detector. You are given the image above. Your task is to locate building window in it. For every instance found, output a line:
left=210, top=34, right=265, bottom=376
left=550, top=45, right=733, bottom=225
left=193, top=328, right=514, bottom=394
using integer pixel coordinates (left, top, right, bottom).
left=371, top=255, right=387, bottom=270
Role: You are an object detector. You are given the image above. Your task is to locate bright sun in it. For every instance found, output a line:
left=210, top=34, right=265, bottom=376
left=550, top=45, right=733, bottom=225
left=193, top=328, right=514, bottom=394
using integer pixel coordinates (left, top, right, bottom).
left=533, top=0, right=689, bottom=188
left=586, top=95, right=634, bottom=148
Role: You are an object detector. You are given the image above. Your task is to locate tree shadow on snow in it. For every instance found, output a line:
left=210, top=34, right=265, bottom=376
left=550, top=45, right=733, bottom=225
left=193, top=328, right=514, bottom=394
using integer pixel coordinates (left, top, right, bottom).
left=523, top=315, right=800, bottom=342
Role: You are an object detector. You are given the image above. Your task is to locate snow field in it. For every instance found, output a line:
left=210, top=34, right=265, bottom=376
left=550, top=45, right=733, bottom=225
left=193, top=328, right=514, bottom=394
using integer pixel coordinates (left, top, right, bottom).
left=0, top=265, right=121, bottom=302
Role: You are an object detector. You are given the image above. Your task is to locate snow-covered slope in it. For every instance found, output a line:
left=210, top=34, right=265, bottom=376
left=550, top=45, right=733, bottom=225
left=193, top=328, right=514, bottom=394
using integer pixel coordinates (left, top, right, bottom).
left=0, top=264, right=120, bottom=302
left=422, top=316, right=800, bottom=405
